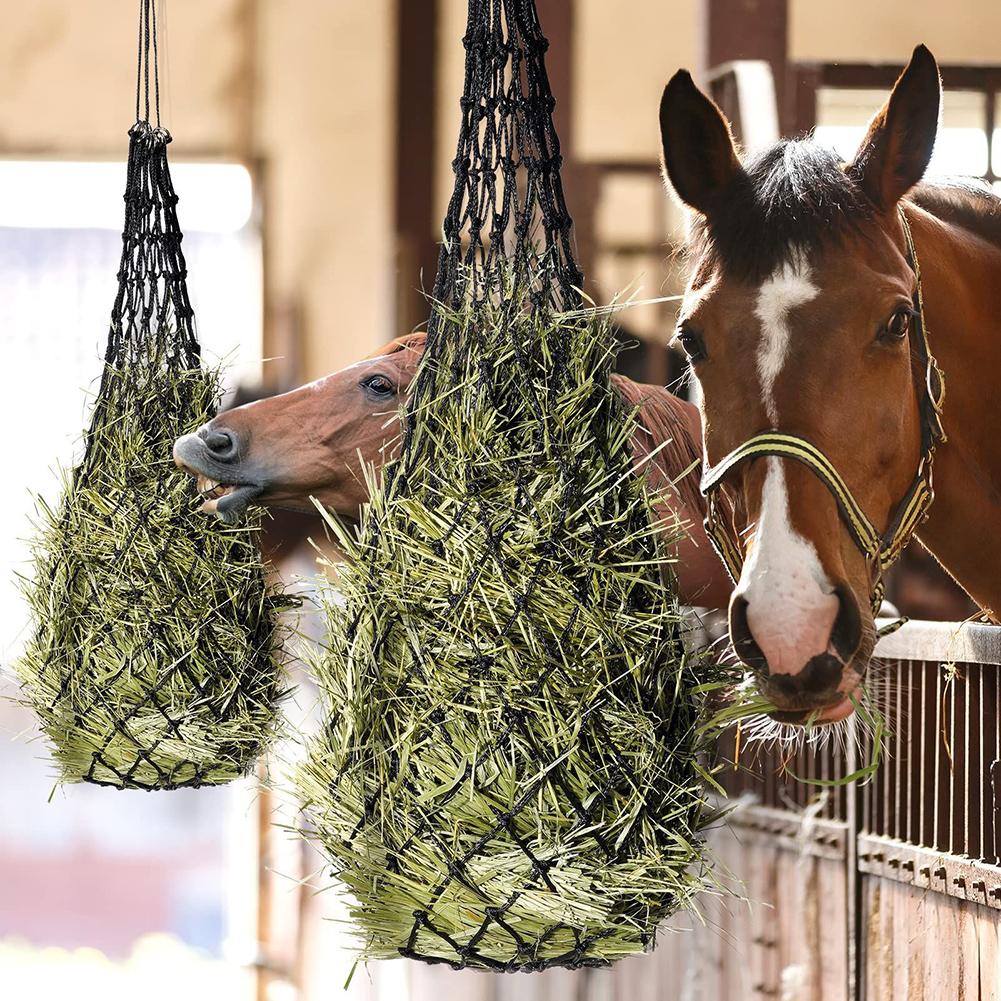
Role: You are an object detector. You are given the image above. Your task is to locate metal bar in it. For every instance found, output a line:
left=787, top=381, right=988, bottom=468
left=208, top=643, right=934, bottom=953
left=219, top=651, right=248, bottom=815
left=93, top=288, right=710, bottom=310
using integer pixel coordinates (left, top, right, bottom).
left=875, top=620, right=1001, bottom=665
left=950, top=671, right=958, bottom=855
left=933, top=663, right=942, bottom=851
left=846, top=711, right=861, bottom=1001
left=882, top=665, right=891, bottom=837
left=905, top=659, right=913, bottom=842
left=981, top=664, right=987, bottom=860
left=994, top=667, right=1000, bottom=864
left=900, top=664, right=908, bottom=844
left=920, top=661, right=930, bottom=849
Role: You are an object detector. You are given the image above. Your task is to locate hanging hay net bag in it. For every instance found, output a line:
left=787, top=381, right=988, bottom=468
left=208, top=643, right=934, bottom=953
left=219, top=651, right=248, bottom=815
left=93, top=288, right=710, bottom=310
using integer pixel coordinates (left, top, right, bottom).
left=17, top=3, right=289, bottom=790
left=295, top=0, right=731, bottom=972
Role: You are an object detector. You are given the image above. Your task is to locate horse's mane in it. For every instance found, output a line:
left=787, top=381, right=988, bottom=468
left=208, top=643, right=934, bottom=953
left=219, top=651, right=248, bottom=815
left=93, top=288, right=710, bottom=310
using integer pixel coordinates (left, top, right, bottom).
left=367, top=331, right=427, bottom=359
left=611, top=375, right=706, bottom=519
left=685, top=136, right=1001, bottom=279
left=910, top=179, right=1001, bottom=252
left=685, top=138, right=875, bottom=281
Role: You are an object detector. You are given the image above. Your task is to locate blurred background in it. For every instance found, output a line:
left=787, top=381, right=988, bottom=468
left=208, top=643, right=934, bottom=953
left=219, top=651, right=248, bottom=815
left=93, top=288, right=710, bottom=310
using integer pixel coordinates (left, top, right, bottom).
left=0, top=1, right=997, bottom=999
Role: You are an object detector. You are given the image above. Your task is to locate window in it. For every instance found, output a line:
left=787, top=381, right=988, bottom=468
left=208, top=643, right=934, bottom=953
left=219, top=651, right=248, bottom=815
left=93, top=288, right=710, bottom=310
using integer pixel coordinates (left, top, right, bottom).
left=816, top=88, right=991, bottom=180
left=0, top=160, right=263, bottom=999
left=805, top=64, right=1001, bottom=190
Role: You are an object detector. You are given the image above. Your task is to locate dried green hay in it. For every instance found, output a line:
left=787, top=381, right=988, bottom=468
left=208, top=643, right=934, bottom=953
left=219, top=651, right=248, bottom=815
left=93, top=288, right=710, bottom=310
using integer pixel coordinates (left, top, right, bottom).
left=295, top=280, right=736, bottom=971
left=18, top=351, right=290, bottom=790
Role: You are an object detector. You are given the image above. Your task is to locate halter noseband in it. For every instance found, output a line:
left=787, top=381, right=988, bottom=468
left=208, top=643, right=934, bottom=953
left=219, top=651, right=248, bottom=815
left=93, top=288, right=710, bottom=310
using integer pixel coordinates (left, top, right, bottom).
left=699, top=207, right=947, bottom=622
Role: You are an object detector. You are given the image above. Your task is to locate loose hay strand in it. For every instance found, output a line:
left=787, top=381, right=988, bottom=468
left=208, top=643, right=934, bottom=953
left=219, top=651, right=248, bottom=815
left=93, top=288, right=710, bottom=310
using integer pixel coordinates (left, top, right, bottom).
left=296, top=281, right=733, bottom=970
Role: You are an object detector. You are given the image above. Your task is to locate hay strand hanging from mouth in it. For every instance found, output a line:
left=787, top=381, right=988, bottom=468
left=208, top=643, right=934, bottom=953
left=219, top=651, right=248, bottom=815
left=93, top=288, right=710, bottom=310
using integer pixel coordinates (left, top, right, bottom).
left=295, top=283, right=728, bottom=970
left=16, top=17, right=291, bottom=791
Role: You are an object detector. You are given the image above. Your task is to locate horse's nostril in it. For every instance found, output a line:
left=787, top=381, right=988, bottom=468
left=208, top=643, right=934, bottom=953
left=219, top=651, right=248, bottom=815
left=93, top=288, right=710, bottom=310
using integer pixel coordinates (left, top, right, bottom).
left=201, top=428, right=238, bottom=460
left=736, top=583, right=863, bottom=701
left=729, top=595, right=768, bottom=672
left=830, top=584, right=863, bottom=662
left=796, top=652, right=844, bottom=694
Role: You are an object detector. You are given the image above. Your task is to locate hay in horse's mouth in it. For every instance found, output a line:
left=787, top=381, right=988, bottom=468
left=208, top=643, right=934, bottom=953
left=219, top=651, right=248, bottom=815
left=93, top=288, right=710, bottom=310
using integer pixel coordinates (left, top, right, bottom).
left=195, top=476, right=263, bottom=522
left=197, top=475, right=232, bottom=501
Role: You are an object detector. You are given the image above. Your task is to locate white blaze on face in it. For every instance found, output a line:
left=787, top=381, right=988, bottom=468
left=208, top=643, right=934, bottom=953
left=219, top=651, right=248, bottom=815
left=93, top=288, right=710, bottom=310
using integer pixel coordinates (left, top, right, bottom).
left=736, top=256, right=838, bottom=675
left=739, top=458, right=839, bottom=674
left=753, top=255, right=819, bottom=423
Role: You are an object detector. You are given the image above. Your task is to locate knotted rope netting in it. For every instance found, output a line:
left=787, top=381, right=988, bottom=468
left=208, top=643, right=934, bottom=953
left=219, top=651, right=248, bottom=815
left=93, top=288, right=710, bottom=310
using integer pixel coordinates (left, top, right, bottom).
left=18, top=0, right=289, bottom=790
left=296, top=0, right=724, bottom=971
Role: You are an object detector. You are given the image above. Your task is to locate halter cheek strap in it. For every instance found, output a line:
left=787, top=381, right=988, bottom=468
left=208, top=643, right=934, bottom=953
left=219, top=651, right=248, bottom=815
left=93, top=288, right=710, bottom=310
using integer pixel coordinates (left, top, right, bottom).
left=699, top=207, right=947, bottom=622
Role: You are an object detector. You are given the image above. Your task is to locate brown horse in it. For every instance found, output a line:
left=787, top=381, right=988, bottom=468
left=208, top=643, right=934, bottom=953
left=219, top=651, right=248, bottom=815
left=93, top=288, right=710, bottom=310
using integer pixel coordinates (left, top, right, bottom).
left=659, top=44, right=1001, bottom=724
left=173, top=333, right=733, bottom=609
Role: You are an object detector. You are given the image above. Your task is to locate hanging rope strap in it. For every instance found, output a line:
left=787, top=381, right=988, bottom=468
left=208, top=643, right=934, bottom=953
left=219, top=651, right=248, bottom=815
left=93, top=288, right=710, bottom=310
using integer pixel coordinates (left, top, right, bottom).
left=430, top=0, right=581, bottom=313
left=83, top=0, right=196, bottom=477
left=135, top=0, right=161, bottom=127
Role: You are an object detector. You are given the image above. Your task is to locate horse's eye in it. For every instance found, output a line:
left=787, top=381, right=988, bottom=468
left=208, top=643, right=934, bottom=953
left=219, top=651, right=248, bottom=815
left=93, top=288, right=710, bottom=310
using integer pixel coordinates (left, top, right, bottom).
left=881, top=307, right=913, bottom=343
left=675, top=324, right=707, bottom=363
left=361, top=374, right=396, bottom=398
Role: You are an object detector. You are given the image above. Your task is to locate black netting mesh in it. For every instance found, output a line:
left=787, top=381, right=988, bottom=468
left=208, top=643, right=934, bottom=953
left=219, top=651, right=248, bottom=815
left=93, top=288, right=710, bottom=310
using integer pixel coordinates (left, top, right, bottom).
left=17, top=0, right=288, bottom=790
left=298, top=0, right=716, bottom=973
left=397, top=0, right=582, bottom=489
left=432, top=0, right=581, bottom=302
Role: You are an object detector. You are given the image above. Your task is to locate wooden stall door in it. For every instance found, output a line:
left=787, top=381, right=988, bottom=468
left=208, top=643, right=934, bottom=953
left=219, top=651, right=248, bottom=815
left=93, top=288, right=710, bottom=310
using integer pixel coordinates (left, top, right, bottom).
left=640, top=810, right=851, bottom=1001
left=861, top=876, right=1001, bottom=1001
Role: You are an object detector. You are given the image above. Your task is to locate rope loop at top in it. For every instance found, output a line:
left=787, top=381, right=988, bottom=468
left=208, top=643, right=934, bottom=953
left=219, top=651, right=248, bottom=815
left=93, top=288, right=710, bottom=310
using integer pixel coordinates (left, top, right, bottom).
left=135, top=0, right=162, bottom=127
left=430, top=0, right=582, bottom=320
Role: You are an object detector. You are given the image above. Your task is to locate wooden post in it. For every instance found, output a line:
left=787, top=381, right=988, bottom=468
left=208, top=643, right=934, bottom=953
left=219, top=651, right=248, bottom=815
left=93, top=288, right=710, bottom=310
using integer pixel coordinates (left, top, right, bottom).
left=395, top=0, right=440, bottom=335
left=534, top=0, right=598, bottom=297
left=256, top=766, right=273, bottom=1001
left=704, top=0, right=792, bottom=134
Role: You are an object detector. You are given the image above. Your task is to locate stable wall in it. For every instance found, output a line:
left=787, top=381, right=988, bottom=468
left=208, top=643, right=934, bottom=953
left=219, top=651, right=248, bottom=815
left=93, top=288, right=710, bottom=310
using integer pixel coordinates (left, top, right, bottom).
left=790, top=0, right=1001, bottom=64
left=0, top=0, right=396, bottom=383
left=3, top=0, right=1001, bottom=386
left=0, top=0, right=251, bottom=155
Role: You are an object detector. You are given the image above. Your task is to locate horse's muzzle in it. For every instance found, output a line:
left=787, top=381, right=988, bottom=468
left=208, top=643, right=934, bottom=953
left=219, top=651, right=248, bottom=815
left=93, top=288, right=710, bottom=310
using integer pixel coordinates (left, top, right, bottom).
left=173, top=430, right=265, bottom=524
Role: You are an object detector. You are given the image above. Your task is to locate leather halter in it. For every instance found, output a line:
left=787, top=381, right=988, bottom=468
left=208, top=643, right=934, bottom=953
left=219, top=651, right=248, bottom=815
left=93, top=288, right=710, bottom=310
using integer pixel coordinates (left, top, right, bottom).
left=699, top=207, right=947, bottom=621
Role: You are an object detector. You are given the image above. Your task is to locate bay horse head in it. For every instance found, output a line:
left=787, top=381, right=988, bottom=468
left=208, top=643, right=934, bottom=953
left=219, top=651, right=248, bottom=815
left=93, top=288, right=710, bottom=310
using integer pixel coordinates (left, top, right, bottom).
left=173, top=334, right=736, bottom=610
left=659, top=45, right=943, bottom=724
left=172, top=333, right=426, bottom=523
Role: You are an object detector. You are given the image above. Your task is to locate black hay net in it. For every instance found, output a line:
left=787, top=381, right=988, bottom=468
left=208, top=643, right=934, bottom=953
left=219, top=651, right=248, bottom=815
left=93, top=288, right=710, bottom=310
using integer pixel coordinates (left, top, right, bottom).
left=394, top=0, right=584, bottom=490
left=18, top=0, right=287, bottom=791
left=431, top=0, right=582, bottom=307
left=83, top=119, right=199, bottom=468
left=299, top=0, right=712, bottom=975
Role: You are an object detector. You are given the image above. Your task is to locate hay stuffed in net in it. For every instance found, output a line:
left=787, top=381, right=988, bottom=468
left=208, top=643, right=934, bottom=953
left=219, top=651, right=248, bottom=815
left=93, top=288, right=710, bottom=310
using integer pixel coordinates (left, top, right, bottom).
left=296, top=279, right=725, bottom=971
left=18, top=352, right=289, bottom=789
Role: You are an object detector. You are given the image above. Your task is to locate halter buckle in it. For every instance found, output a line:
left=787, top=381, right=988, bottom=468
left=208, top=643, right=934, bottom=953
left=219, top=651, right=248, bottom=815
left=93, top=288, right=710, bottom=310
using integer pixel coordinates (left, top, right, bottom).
left=926, top=357, right=948, bottom=443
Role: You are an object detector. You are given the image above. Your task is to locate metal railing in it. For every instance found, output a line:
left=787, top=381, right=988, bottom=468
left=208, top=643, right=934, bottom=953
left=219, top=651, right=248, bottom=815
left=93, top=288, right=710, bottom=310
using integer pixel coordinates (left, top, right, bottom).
left=719, top=619, right=1001, bottom=866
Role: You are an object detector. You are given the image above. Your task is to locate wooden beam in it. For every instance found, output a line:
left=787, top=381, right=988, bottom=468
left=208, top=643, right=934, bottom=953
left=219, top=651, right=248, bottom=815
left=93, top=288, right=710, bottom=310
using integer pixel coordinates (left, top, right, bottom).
left=535, top=0, right=574, bottom=150
left=705, top=0, right=791, bottom=133
left=395, top=0, right=440, bottom=334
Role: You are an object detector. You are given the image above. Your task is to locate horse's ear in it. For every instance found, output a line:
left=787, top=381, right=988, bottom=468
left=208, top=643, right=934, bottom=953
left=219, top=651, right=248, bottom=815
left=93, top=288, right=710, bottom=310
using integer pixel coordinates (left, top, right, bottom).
left=849, top=45, right=941, bottom=210
left=659, top=70, right=741, bottom=215
left=365, top=331, right=427, bottom=360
